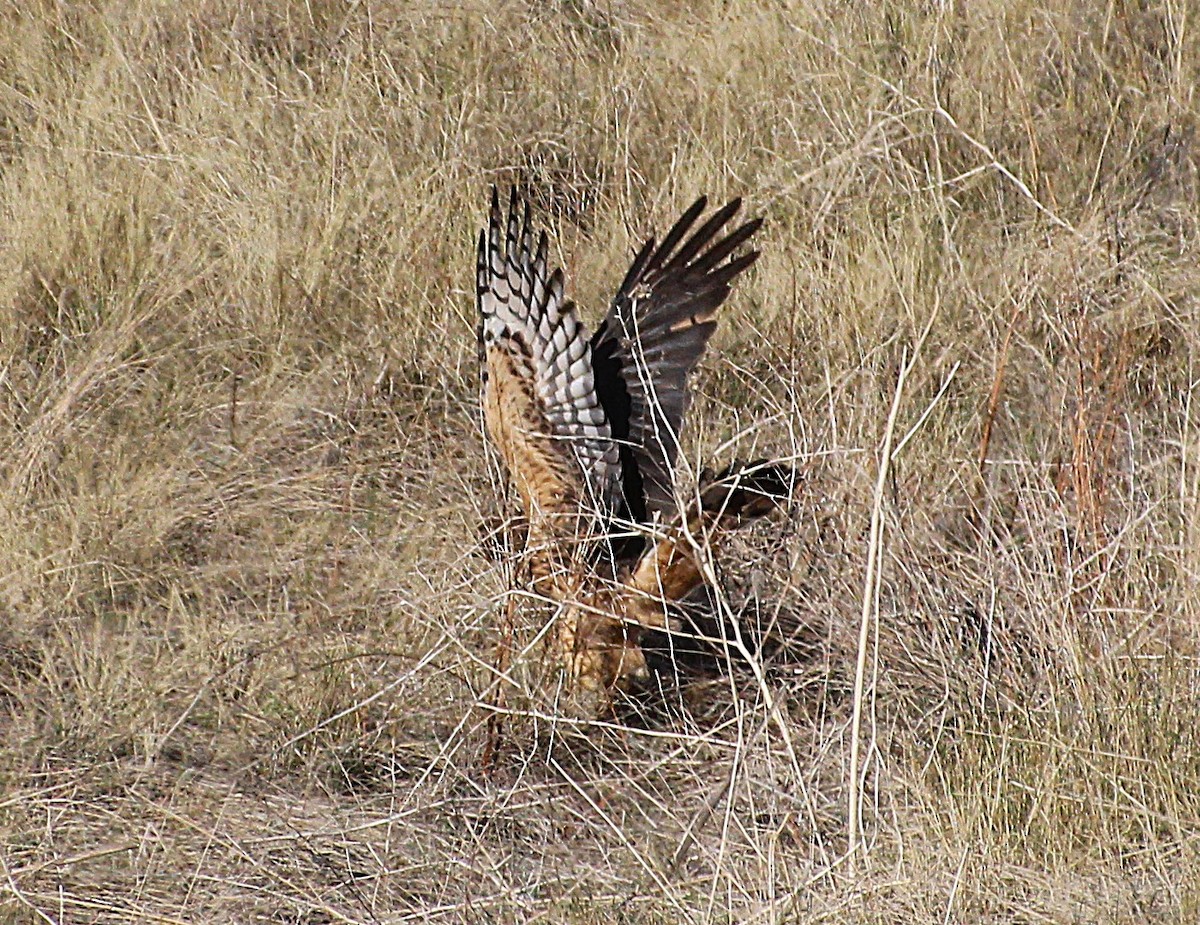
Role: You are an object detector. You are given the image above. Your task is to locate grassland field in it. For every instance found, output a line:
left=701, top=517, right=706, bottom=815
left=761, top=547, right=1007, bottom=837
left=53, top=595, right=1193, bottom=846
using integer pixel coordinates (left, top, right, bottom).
left=2, top=1, right=1200, bottom=922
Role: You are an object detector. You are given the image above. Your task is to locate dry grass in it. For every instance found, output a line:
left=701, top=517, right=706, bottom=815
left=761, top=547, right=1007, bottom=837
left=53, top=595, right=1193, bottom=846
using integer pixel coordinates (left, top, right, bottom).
left=2, top=1, right=1199, bottom=921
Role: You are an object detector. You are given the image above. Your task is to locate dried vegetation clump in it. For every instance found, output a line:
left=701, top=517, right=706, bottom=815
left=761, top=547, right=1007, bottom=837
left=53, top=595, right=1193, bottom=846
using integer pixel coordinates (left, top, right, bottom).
left=2, top=1, right=1200, bottom=922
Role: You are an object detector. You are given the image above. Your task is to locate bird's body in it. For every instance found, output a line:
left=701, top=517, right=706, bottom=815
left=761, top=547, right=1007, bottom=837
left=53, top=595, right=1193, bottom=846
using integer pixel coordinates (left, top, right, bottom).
left=476, top=187, right=788, bottom=710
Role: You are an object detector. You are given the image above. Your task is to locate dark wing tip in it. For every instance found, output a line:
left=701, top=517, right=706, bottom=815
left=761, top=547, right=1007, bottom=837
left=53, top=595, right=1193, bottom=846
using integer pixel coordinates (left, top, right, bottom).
left=710, top=196, right=742, bottom=222
left=686, top=194, right=711, bottom=216
left=739, top=215, right=764, bottom=239
left=666, top=196, right=753, bottom=270
left=476, top=228, right=488, bottom=283
left=653, top=195, right=710, bottom=266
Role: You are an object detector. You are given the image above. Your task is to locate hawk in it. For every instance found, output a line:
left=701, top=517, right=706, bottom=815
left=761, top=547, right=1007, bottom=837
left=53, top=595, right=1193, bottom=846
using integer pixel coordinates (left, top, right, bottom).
left=477, top=187, right=790, bottom=711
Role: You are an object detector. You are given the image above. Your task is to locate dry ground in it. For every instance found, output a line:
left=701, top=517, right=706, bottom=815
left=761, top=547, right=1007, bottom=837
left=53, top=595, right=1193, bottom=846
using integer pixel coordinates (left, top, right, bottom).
left=2, top=1, right=1200, bottom=922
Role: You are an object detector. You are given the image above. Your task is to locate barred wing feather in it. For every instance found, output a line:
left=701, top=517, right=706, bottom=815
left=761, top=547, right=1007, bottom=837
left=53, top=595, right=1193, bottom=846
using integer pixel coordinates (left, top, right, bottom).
left=476, top=187, right=620, bottom=511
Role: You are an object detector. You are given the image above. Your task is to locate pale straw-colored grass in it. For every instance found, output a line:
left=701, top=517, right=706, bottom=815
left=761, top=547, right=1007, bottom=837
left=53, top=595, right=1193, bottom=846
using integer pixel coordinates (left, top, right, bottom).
left=2, top=2, right=1199, bottom=921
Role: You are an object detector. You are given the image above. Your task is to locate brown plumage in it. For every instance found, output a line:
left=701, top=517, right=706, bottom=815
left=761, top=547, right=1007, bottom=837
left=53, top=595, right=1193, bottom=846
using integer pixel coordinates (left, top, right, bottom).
left=476, top=187, right=789, bottom=710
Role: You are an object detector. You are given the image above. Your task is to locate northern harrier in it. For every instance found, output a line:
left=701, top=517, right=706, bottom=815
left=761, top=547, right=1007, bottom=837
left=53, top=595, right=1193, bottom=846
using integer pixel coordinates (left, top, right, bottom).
left=477, top=187, right=790, bottom=711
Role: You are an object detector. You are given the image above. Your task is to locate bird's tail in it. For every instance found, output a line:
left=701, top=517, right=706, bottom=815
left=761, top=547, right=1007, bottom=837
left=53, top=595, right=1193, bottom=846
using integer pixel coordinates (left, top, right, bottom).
left=620, top=460, right=796, bottom=627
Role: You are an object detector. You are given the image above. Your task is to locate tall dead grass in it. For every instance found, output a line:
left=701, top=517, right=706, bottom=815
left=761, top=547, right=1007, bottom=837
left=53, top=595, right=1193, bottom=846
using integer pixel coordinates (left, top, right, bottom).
left=1, top=1, right=1199, bottom=921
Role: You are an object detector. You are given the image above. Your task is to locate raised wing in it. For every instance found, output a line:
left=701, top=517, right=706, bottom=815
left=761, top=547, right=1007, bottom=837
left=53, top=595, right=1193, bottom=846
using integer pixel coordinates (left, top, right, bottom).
left=477, top=187, right=620, bottom=519
left=590, top=197, right=762, bottom=524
